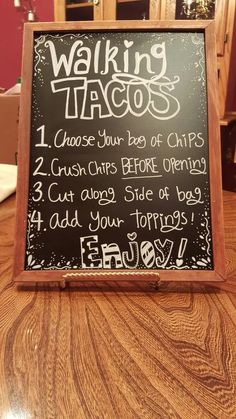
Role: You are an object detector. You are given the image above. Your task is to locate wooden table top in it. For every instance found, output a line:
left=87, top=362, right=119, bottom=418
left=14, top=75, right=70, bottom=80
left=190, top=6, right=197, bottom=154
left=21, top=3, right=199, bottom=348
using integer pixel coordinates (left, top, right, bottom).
left=0, top=191, right=236, bottom=418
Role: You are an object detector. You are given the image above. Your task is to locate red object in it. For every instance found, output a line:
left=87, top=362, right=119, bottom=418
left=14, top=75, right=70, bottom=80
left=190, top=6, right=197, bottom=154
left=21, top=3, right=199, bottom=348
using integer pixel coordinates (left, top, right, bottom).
left=0, top=1, right=54, bottom=89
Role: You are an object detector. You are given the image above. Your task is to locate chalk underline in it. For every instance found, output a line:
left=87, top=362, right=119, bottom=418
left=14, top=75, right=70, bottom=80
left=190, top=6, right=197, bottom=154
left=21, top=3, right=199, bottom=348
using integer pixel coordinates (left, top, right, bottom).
left=122, top=175, right=163, bottom=180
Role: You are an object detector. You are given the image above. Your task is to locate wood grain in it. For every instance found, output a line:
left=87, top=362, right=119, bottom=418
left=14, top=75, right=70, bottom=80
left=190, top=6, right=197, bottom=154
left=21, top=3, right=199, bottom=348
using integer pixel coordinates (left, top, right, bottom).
left=0, top=191, right=236, bottom=418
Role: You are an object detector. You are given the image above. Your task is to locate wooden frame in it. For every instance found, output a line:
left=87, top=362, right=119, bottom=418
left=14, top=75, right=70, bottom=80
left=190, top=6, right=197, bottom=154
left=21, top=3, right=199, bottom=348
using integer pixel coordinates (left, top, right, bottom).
left=103, top=0, right=161, bottom=20
left=160, top=0, right=236, bottom=120
left=54, top=0, right=104, bottom=21
left=13, top=20, right=226, bottom=284
left=54, top=0, right=66, bottom=21
left=218, top=0, right=236, bottom=118
left=160, top=0, right=228, bottom=57
left=54, top=0, right=160, bottom=21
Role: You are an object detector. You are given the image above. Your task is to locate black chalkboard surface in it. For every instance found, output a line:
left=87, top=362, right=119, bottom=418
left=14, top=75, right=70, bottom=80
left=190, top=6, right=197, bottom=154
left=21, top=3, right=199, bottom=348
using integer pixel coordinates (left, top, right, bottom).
left=14, top=21, right=226, bottom=284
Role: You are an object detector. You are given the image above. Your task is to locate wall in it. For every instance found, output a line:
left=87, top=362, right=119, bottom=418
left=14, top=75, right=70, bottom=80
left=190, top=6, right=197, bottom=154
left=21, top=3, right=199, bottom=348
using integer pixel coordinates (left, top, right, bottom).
left=0, top=1, right=54, bottom=89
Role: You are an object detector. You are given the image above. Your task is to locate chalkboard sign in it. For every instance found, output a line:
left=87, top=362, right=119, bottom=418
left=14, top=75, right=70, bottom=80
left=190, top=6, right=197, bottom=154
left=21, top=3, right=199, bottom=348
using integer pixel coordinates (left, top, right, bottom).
left=13, top=21, right=226, bottom=284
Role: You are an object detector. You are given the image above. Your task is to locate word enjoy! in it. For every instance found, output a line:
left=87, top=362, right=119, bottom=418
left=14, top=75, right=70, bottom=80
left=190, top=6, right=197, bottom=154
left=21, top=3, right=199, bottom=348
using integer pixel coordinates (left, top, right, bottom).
left=80, top=234, right=180, bottom=269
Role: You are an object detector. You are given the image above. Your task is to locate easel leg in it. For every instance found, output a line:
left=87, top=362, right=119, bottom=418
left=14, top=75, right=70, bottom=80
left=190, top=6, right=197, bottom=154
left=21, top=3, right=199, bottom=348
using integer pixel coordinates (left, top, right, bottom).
left=150, top=280, right=161, bottom=290
left=59, top=280, right=66, bottom=289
